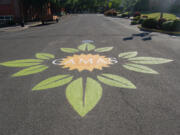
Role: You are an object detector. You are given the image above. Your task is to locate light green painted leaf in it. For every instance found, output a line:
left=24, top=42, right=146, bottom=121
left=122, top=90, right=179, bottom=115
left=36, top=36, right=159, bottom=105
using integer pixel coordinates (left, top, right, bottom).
left=78, top=44, right=86, bottom=51
left=36, top=53, right=55, bottom=60
left=12, top=65, right=48, bottom=77
left=0, top=59, right=43, bottom=67
left=66, top=77, right=102, bottom=117
left=123, top=63, right=159, bottom=74
left=60, top=48, right=79, bottom=53
left=32, top=74, right=73, bottom=90
left=119, top=51, right=138, bottom=58
left=97, top=74, right=136, bottom=89
left=94, top=47, right=113, bottom=52
left=78, top=43, right=96, bottom=51
left=128, top=57, right=173, bottom=64
left=87, top=43, right=96, bottom=51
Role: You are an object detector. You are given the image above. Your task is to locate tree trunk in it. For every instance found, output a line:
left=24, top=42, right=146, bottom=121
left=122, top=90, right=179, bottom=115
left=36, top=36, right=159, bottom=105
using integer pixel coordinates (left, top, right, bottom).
left=160, top=12, right=163, bottom=18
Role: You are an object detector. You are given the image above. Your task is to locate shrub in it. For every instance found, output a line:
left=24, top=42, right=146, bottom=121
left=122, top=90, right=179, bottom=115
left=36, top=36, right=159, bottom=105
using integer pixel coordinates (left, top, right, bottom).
left=121, top=14, right=128, bottom=18
left=133, top=16, right=140, bottom=21
left=158, top=18, right=167, bottom=28
left=131, top=20, right=139, bottom=25
left=162, top=21, right=174, bottom=31
left=104, top=9, right=117, bottom=16
left=121, top=12, right=129, bottom=18
left=133, top=12, right=141, bottom=17
left=162, top=20, right=180, bottom=32
left=172, top=19, right=180, bottom=31
left=138, top=18, right=146, bottom=24
left=142, top=18, right=158, bottom=29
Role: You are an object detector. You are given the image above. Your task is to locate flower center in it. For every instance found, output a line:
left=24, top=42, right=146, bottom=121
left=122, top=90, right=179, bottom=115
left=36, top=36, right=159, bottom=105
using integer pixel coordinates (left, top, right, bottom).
left=59, top=54, right=112, bottom=72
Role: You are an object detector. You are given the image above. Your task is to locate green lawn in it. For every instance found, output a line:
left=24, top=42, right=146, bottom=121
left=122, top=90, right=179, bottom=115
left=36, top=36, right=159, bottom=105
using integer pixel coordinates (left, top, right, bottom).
left=142, top=12, right=177, bottom=20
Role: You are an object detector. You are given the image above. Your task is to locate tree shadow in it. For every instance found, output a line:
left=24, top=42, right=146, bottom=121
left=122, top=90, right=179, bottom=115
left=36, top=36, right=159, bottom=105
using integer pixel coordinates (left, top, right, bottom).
left=123, top=32, right=154, bottom=41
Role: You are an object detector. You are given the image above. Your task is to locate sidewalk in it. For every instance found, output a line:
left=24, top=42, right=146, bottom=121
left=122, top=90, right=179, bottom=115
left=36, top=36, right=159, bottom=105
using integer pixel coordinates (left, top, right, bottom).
left=0, top=15, right=72, bottom=32
left=0, top=22, right=42, bottom=32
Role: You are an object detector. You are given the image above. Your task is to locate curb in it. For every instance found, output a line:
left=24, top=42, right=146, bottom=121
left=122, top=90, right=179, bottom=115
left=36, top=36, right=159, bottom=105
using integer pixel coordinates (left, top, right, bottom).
left=0, top=15, right=69, bottom=32
left=27, top=22, right=42, bottom=27
left=138, top=25, right=180, bottom=35
left=0, top=22, right=41, bottom=32
left=0, top=25, right=28, bottom=32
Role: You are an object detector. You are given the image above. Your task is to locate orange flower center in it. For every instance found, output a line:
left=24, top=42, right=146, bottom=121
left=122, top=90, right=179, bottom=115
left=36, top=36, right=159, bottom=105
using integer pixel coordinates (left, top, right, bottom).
left=60, top=54, right=112, bottom=71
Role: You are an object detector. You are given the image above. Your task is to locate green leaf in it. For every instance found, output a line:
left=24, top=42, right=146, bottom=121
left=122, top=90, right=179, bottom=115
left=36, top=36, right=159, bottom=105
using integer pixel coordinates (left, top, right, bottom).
left=36, top=53, right=55, bottom=60
left=87, top=44, right=96, bottom=51
left=60, top=48, right=79, bottom=53
left=32, top=75, right=73, bottom=90
left=12, top=65, right=48, bottom=77
left=78, top=43, right=96, bottom=51
left=78, top=44, right=86, bottom=51
left=128, top=57, right=173, bottom=64
left=119, top=51, right=138, bottom=58
left=66, top=77, right=102, bottom=117
left=95, top=47, right=113, bottom=52
left=0, top=59, right=43, bottom=67
left=97, top=74, right=136, bottom=89
left=123, top=63, right=159, bottom=74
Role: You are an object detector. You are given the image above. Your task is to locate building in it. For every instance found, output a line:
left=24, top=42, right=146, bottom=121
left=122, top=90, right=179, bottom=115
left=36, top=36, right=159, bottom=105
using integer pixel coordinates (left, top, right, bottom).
left=0, top=0, right=20, bottom=23
left=0, top=0, right=54, bottom=25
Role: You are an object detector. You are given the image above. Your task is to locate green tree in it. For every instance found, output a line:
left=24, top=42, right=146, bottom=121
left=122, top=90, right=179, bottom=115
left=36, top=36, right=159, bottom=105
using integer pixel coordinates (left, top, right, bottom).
left=134, top=0, right=149, bottom=11
left=171, top=0, right=180, bottom=13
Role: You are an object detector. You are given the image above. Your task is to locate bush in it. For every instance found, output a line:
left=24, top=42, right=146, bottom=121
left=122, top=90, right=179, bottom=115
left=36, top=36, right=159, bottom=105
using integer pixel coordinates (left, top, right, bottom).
left=172, top=19, right=180, bottom=31
left=158, top=18, right=167, bottom=28
left=138, top=18, right=146, bottom=24
left=131, top=20, right=139, bottom=25
left=162, top=20, right=180, bottom=32
left=133, top=16, right=140, bottom=21
left=162, top=21, right=174, bottom=31
left=121, top=12, right=129, bottom=18
left=142, top=18, right=158, bottom=29
left=121, top=14, right=128, bottom=18
left=104, top=9, right=117, bottom=16
left=133, top=12, right=141, bottom=17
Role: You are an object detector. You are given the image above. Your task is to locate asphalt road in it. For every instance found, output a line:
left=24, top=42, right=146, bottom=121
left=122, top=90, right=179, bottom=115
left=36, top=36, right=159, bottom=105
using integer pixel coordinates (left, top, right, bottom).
left=0, top=14, right=180, bottom=135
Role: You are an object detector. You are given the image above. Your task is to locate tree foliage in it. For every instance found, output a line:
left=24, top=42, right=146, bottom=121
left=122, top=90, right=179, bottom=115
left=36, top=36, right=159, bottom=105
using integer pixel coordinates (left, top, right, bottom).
left=171, top=0, right=180, bottom=13
left=19, top=0, right=122, bottom=18
left=122, top=0, right=178, bottom=13
left=61, top=0, right=122, bottom=13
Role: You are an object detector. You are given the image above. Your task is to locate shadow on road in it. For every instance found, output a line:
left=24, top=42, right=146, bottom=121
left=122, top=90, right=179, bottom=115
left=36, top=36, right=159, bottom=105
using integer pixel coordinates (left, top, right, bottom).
left=123, top=32, right=154, bottom=41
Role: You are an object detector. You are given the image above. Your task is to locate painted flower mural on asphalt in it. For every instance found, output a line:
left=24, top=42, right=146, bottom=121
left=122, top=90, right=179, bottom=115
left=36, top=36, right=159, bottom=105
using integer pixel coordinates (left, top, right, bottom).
left=0, top=40, right=173, bottom=117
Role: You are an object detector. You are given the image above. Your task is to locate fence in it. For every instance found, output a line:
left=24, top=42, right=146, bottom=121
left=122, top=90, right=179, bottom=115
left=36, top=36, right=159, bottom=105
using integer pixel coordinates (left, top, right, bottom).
left=0, top=15, right=14, bottom=27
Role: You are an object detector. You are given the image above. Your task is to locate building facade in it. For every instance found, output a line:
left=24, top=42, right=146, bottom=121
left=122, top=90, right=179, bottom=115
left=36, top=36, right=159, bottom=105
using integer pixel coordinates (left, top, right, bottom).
left=0, top=0, right=20, bottom=22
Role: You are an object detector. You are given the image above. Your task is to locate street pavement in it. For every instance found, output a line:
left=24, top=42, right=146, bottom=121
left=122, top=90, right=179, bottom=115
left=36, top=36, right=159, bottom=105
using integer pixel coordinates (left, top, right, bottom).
left=0, top=14, right=180, bottom=135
